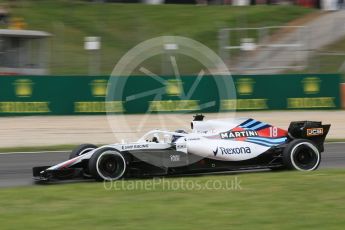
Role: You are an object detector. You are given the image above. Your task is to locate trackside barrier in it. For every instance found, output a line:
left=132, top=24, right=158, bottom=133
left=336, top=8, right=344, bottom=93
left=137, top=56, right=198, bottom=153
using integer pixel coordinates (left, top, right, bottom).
left=0, top=74, right=341, bottom=116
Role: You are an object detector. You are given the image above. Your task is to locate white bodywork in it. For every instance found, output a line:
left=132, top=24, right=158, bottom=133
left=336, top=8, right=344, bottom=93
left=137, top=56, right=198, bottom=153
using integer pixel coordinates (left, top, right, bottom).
left=48, top=118, right=275, bottom=170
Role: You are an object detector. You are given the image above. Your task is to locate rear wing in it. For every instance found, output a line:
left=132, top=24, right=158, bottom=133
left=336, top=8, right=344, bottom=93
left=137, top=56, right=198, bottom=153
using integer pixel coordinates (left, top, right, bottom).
left=288, top=121, right=331, bottom=152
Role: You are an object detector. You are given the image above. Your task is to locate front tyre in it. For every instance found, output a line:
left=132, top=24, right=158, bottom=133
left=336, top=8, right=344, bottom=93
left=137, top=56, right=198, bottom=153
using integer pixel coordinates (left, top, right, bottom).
left=89, top=147, right=127, bottom=181
left=70, top=144, right=97, bottom=178
left=69, top=144, right=97, bottom=159
left=283, top=139, right=321, bottom=171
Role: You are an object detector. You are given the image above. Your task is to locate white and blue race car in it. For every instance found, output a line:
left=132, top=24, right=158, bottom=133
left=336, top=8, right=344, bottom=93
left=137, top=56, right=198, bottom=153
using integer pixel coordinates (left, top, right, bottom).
left=33, top=115, right=330, bottom=182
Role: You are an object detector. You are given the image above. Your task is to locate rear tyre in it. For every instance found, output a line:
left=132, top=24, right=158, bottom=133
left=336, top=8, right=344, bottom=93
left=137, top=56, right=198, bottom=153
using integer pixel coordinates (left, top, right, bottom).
left=283, top=139, right=321, bottom=171
left=88, top=147, right=127, bottom=181
left=69, top=144, right=97, bottom=159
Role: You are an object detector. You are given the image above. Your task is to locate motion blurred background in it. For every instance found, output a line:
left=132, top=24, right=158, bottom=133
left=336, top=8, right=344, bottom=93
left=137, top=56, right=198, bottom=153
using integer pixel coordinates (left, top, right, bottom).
left=0, top=0, right=344, bottom=145
left=0, top=1, right=345, bottom=230
left=1, top=0, right=344, bottom=75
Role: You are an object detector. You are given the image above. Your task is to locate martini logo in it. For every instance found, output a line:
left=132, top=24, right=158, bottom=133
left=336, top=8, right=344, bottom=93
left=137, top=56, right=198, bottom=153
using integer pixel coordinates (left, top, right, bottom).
left=220, top=130, right=258, bottom=139
left=90, top=79, right=108, bottom=97
left=302, top=77, right=321, bottom=94
left=166, top=79, right=183, bottom=96
left=236, top=78, right=255, bottom=95
left=213, top=147, right=251, bottom=156
left=14, top=79, right=33, bottom=97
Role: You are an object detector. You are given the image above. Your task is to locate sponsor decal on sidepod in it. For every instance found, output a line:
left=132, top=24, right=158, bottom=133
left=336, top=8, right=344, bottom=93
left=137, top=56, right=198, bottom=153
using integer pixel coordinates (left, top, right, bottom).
left=220, top=130, right=258, bottom=139
left=213, top=147, right=251, bottom=156
left=122, top=144, right=149, bottom=150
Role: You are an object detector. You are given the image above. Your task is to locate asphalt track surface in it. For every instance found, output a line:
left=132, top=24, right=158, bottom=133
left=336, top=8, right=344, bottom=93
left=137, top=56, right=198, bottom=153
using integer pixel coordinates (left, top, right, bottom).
left=0, top=143, right=344, bottom=188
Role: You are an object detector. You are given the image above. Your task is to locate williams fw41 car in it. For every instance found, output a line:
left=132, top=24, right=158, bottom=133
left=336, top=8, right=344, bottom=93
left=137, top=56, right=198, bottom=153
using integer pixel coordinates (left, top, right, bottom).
left=33, top=115, right=330, bottom=182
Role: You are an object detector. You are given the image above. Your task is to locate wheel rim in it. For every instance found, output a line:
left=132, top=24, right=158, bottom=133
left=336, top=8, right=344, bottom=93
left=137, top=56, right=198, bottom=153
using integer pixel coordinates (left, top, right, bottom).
left=96, top=151, right=126, bottom=180
left=291, top=143, right=320, bottom=171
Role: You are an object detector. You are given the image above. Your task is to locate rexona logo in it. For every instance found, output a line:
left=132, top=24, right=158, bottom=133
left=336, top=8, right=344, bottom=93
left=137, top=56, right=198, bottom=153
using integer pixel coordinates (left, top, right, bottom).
left=220, top=130, right=258, bottom=139
left=213, top=147, right=251, bottom=156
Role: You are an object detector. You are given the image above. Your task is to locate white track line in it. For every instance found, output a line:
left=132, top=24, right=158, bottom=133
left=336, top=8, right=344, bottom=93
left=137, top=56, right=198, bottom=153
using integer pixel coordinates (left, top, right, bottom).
left=325, top=142, right=345, bottom=145
left=0, top=150, right=68, bottom=155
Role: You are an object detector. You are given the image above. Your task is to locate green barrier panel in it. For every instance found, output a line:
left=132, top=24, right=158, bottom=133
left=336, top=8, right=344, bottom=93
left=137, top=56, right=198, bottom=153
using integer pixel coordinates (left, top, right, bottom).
left=0, top=74, right=340, bottom=116
left=227, top=74, right=340, bottom=111
left=108, top=75, right=235, bottom=114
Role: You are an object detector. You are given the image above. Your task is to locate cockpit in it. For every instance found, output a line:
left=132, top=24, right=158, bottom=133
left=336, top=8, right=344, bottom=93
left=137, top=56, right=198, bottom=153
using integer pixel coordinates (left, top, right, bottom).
left=138, top=130, right=188, bottom=144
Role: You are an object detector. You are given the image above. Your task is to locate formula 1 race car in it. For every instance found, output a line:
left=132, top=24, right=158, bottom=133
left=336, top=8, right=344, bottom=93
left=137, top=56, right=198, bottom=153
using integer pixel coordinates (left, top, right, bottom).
left=33, top=115, right=330, bottom=182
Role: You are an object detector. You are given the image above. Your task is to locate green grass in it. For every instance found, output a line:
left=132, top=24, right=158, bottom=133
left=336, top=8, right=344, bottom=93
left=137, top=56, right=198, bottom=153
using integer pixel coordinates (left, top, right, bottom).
left=288, top=36, right=345, bottom=80
left=325, top=138, right=345, bottom=143
left=308, top=37, right=345, bottom=76
left=0, top=170, right=344, bottom=229
left=7, top=1, right=314, bottom=75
